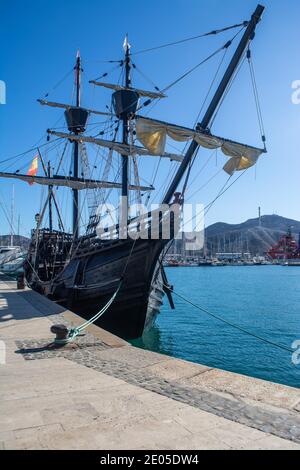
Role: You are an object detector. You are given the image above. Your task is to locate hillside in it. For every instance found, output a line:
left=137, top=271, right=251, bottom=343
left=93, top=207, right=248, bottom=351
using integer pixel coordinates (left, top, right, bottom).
left=167, top=214, right=300, bottom=256
left=0, top=235, right=30, bottom=249
left=205, top=215, right=300, bottom=255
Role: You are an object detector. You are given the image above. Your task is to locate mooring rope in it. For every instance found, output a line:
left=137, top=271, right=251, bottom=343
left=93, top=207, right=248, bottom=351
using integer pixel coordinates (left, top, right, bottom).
left=54, top=279, right=123, bottom=345
left=161, top=282, right=294, bottom=354
left=54, top=225, right=140, bottom=345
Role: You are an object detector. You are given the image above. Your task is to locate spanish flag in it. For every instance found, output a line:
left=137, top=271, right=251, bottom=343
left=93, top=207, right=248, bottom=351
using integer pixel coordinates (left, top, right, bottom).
left=27, top=154, right=38, bottom=185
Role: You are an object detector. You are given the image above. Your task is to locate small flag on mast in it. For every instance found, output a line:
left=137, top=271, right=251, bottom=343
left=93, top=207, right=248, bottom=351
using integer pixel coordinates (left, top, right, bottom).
left=27, top=154, right=39, bottom=185
left=123, top=34, right=131, bottom=52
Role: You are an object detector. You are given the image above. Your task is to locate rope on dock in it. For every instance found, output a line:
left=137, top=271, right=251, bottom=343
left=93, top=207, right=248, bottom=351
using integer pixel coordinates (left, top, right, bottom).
left=51, top=222, right=141, bottom=346
left=161, top=282, right=294, bottom=354
left=54, top=280, right=123, bottom=345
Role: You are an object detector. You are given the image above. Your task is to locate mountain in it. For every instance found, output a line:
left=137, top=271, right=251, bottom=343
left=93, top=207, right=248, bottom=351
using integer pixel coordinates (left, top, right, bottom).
left=1, top=215, right=299, bottom=256
left=0, top=235, right=30, bottom=249
left=169, top=214, right=300, bottom=256
left=206, top=215, right=300, bottom=256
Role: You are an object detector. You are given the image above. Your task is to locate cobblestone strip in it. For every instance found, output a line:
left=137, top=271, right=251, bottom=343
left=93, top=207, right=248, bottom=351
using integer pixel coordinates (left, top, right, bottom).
left=15, top=337, right=300, bottom=444
left=15, top=335, right=110, bottom=360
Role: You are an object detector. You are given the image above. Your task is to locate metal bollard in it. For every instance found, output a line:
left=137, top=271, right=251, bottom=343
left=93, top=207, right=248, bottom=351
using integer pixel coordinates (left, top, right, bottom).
left=17, top=273, right=25, bottom=290
left=50, top=324, right=69, bottom=344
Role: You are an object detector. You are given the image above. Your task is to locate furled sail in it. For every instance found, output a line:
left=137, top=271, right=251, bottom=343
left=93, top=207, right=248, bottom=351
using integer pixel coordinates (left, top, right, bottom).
left=48, top=130, right=183, bottom=161
left=0, top=172, right=154, bottom=191
left=89, top=81, right=166, bottom=100
left=135, top=116, right=266, bottom=175
left=38, top=99, right=112, bottom=117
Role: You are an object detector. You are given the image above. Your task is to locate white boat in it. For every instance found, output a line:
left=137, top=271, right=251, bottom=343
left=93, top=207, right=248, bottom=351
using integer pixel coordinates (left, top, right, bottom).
left=0, top=246, right=21, bottom=264
left=1, top=256, right=26, bottom=275
left=0, top=247, right=27, bottom=276
left=284, top=260, right=300, bottom=267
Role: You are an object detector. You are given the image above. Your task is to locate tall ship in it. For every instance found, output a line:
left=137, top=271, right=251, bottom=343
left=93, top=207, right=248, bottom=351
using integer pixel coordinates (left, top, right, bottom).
left=0, top=5, right=266, bottom=338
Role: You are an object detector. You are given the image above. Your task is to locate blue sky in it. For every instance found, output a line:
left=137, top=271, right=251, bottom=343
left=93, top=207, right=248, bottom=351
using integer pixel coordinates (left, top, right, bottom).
left=0, top=0, right=300, bottom=237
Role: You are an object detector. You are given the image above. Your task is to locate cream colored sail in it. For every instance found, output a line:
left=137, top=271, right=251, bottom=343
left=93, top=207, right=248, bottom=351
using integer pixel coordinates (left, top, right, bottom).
left=135, top=116, right=265, bottom=175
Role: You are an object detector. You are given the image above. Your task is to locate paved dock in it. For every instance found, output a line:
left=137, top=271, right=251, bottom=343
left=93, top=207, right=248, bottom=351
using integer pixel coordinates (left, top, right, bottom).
left=0, top=275, right=300, bottom=450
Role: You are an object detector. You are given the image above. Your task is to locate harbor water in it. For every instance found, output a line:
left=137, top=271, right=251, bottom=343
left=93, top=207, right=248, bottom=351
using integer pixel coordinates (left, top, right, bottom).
left=132, top=266, right=300, bottom=388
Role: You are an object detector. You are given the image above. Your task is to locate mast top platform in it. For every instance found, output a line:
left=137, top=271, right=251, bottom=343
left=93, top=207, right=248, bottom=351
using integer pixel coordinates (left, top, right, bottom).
left=65, top=107, right=89, bottom=133
left=112, top=89, right=139, bottom=118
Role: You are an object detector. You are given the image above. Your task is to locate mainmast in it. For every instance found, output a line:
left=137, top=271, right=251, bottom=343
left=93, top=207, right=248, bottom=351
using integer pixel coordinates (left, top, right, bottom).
left=73, top=50, right=81, bottom=238
left=122, top=36, right=131, bottom=212
left=163, top=4, right=265, bottom=205
left=48, top=161, right=53, bottom=232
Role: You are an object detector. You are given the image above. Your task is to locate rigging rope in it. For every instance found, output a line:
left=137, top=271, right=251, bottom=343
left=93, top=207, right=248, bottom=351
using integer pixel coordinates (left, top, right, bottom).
left=193, top=49, right=229, bottom=127
left=186, top=169, right=247, bottom=230
left=92, top=61, right=123, bottom=82
left=186, top=149, right=219, bottom=195
left=161, top=43, right=230, bottom=94
left=134, top=33, right=243, bottom=207
left=0, top=191, right=16, bottom=235
left=247, top=48, right=266, bottom=148
left=209, top=48, right=248, bottom=128
left=135, top=26, right=245, bottom=134
left=42, top=67, right=74, bottom=99
left=132, top=63, right=161, bottom=92
left=131, top=22, right=248, bottom=56
left=140, top=33, right=238, bottom=208
left=0, top=137, right=63, bottom=167
left=161, top=168, right=247, bottom=261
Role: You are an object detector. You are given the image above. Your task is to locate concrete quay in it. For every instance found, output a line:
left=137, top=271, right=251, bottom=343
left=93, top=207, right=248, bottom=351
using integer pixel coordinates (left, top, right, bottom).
left=0, top=274, right=300, bottom=450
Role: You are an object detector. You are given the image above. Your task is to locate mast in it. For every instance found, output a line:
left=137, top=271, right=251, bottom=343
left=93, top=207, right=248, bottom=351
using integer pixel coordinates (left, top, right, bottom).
left=122, top=35, right=131, bottom=213
left=73, top=50, right=81, bottom=238
left=48, top=161, right=53, bottom=232
left=163, top=4, right=265, bottom=205
left=203, top=224, right=207, bottom=259
left=10, top=184, right=14, bottom=246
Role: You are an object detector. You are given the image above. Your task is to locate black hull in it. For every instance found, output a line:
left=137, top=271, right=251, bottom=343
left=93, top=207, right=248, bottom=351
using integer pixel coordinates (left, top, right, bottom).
left=25, top=237, right=167, bottom=339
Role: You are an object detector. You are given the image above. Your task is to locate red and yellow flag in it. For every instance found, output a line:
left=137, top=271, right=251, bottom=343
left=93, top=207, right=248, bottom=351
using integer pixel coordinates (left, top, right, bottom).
left=27, top=154, right=38, bottom=185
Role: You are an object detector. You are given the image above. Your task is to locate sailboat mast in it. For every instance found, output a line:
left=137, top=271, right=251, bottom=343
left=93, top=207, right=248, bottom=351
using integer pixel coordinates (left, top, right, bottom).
left=17, top=215, right=20, bottom=239
left=122, top=37, right=131, bottom=211
left=73, top=51, right=81, bottom=238
left=10, top=184, right=14, bottom=246
left=162, top=4, right=265, bottom=205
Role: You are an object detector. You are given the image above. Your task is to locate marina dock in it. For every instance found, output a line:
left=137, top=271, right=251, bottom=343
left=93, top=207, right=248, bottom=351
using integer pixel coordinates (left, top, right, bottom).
left=1, top=274, right=300, bottom=450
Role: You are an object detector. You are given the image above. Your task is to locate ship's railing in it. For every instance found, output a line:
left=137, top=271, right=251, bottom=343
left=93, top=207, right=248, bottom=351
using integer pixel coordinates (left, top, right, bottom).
left=97, top=206, right=178, bottom=241
left=28, top=228, right=74, bottom=280
left=31, top=228, right=73, bottom=241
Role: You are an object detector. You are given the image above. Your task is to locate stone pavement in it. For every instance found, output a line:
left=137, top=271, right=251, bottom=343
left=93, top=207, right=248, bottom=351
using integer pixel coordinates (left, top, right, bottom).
left=0, top=275, right=300, bottom=450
